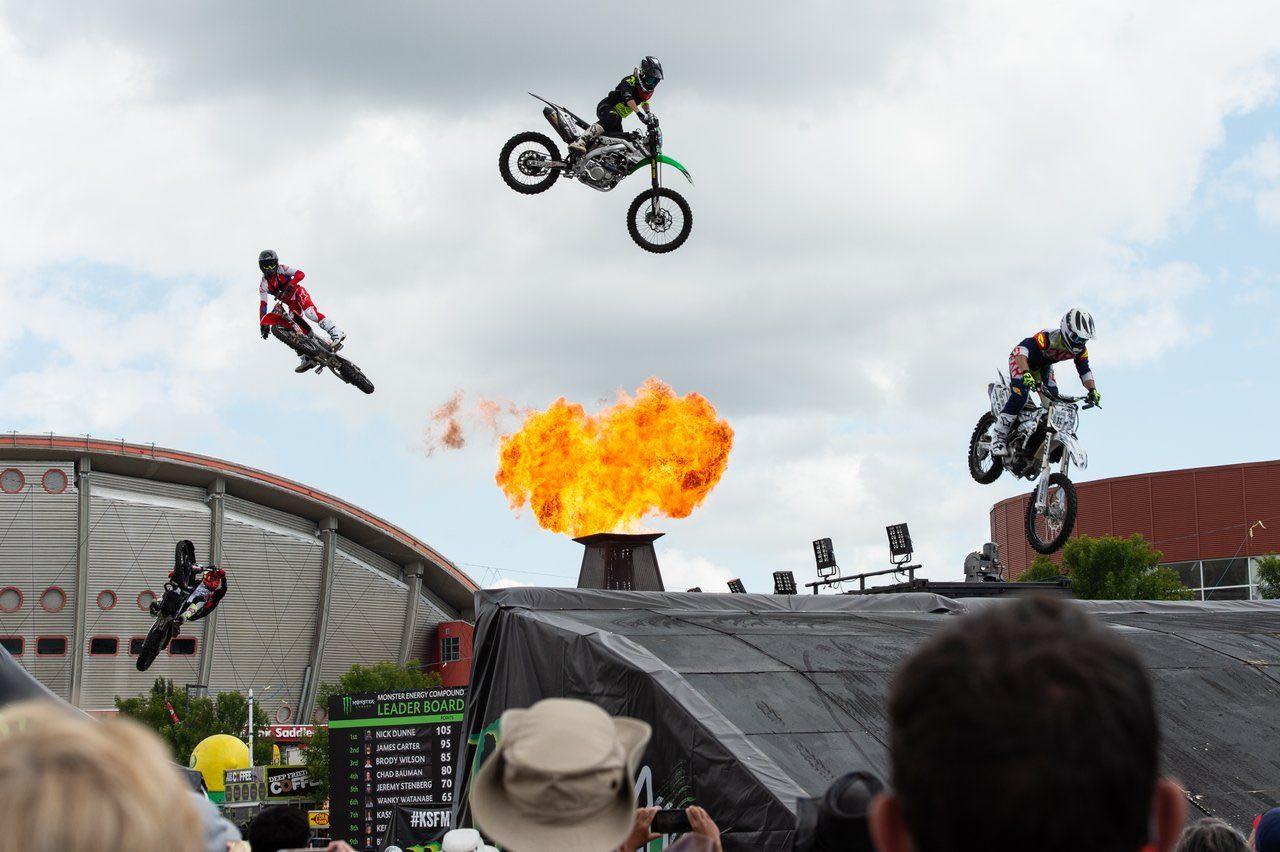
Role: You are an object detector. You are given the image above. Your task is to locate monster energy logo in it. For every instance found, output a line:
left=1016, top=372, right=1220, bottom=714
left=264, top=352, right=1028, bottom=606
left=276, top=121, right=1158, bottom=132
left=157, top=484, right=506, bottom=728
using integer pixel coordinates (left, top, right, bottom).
left=342, top=696, right=352, bottom=715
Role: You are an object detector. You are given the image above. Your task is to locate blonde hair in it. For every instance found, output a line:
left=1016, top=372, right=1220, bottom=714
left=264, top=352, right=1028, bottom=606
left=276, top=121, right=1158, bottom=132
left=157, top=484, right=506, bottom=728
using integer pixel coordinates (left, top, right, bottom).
left=0, top=700, right=202, bottom=852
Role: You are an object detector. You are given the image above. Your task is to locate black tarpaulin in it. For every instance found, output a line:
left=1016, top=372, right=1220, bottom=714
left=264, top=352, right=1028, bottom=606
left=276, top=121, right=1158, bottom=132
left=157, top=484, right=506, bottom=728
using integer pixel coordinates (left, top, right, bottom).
left=456, top=589, right=1280, bottom=850
left=0, top=644, right=68, bottom=708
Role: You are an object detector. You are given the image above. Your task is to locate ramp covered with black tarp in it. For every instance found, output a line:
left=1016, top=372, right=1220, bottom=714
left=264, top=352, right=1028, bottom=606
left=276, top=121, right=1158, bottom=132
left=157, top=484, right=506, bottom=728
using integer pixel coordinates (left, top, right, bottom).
left=457, top=590, right=1280, bottom=850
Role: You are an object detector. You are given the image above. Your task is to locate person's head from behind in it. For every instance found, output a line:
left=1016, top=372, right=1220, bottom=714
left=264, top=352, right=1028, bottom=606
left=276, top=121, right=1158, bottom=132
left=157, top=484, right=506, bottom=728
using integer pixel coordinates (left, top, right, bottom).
left=1174, top=818, right=1248, bottom=852
left=0, top=700, right=201, bottom=852
left=1256, top=808, right=1280, bottom=852
left=868, top=595, right=1186, bottom=852
left=247, top=804, right=310, bottom=852
left=795, top=770, right=882, bottom=852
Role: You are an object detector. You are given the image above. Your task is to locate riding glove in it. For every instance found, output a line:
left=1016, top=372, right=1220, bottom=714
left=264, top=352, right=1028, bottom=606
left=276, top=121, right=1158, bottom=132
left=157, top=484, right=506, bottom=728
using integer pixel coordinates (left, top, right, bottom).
left=260, top=326, right=269, bottom=340
left=1020, top=373, right=1039, bottom=391
left=1087, top=387, right=1101, bottom=406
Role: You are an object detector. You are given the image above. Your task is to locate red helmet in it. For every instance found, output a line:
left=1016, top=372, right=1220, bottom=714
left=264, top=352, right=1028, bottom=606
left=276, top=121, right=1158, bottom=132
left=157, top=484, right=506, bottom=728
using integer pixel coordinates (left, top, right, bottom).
left=202, top=568, right=226, bottom=590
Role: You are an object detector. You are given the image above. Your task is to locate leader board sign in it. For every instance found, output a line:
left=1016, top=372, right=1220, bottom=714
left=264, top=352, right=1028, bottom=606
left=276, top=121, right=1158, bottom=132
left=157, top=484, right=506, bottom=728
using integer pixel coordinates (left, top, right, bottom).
left=328, top=688, right=466, bottom=852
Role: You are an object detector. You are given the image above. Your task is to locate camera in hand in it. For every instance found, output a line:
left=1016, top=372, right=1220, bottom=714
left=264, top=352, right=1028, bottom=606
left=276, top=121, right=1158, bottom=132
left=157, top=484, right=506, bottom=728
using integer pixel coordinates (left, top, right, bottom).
left=651, top=809, right=693, bottom=834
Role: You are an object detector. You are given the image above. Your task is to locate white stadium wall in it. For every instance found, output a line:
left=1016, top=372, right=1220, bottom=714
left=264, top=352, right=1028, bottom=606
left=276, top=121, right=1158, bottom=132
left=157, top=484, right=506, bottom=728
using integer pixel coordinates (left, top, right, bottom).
left=0, top=437, right=476, bottom=718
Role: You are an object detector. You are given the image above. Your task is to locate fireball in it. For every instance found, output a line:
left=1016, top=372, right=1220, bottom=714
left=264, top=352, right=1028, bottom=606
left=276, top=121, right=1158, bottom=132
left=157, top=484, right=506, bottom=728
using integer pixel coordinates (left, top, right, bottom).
left=495, top=378, right=734, bottom=536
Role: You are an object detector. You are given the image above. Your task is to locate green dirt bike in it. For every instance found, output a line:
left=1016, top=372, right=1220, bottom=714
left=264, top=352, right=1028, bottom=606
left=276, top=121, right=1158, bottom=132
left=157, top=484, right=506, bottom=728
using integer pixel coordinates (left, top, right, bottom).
left=499, top=93, right=694, bottom=253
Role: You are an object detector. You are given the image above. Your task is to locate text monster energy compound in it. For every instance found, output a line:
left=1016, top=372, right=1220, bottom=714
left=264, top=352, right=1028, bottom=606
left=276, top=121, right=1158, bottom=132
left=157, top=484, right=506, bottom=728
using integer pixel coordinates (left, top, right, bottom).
left=328, top=687, right=466, bottom=852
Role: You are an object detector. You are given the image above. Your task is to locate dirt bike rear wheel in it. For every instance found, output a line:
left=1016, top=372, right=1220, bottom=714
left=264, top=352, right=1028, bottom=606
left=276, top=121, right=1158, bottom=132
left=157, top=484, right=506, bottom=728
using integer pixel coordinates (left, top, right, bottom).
left=499, top=132, right=561, bottom=194
left=136, top=620, right=168, bottom=672
left=337, top=358, right=375, bottom=394
left=1025, top=472, right=1077, bottom=554
left=627, top=187, right=692, bottom=253
left=968, top=413, right=1004, bottom=484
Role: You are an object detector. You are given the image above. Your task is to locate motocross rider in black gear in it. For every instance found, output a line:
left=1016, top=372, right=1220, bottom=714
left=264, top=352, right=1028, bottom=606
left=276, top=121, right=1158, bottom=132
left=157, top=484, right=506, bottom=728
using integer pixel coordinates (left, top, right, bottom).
left=569, top=56, right=663, bottom=155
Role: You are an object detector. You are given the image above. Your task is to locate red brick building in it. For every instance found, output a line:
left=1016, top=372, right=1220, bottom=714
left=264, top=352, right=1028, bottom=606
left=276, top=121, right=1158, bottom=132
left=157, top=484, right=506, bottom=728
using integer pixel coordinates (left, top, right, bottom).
left=990, top=459, right=1280, bottom=599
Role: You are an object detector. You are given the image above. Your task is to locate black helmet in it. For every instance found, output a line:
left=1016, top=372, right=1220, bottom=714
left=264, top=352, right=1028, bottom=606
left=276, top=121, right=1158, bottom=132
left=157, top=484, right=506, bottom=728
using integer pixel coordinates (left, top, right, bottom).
left=639, top=56, right=663, bottom=91
left=258, top=249, right=278, bottom=276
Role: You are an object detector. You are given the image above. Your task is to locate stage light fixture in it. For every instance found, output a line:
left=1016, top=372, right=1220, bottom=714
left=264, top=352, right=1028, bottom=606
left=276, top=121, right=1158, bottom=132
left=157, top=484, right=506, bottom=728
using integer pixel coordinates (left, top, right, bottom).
left=812, top=538, right=838, bottom=579
left=886, top=523, right=914, bottom=565
left=773, top=571, right=797, bottom=595
left=687, top=587, right=703, bottom=593
left=727, top=579, right=746, bottom=594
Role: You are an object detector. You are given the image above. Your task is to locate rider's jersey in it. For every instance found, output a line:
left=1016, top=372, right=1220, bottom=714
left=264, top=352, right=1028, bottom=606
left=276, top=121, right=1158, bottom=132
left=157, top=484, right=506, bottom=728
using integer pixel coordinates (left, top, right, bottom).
left=601, top=74, right=653, bottom=119
left=258, top=265, right=312, bottom=317
left=1011, top=328, right=1094, bottom=385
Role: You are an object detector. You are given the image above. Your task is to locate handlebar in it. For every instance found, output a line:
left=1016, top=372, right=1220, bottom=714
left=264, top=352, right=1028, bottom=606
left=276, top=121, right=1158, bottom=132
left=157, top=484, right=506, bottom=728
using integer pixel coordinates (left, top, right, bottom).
left=1039, top=386, right=1099, bottom=409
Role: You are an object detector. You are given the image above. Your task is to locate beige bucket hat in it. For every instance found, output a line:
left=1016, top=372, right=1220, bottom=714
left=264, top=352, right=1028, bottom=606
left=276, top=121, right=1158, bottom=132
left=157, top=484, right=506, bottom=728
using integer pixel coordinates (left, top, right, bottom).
left=470, top=698, right=652, bottom=852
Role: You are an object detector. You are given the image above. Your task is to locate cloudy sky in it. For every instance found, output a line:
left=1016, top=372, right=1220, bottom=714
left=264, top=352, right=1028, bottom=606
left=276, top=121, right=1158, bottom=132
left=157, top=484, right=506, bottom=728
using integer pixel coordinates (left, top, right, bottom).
left=3, top=1, right=1280, bottom=594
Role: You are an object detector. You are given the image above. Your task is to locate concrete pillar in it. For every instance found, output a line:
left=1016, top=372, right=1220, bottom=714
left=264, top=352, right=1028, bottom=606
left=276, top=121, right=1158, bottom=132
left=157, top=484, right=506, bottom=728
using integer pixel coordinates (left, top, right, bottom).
left=196, top=478, right=226, bottom=689
left=69, top=457, right=92, bottom=707
left=399, top=562, right=425, bottom=665
left=301, top=516, right=338, bottom=721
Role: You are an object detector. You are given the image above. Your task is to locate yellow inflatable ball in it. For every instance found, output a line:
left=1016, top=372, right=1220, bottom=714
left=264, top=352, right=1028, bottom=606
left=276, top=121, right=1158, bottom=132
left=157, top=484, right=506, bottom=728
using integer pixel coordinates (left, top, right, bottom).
left=189, top=734, right=251, bottom=793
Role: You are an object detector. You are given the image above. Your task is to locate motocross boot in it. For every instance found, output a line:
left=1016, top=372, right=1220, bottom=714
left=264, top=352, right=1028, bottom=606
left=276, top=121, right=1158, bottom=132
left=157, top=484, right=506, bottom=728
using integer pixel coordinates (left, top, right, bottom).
left=568, top=123, right=603, bottom=155
left=989, top=413, right=1016, bottom=457
left=320, top=319, right=346, bottom=351
left=295, top=354, right=318, bottom=373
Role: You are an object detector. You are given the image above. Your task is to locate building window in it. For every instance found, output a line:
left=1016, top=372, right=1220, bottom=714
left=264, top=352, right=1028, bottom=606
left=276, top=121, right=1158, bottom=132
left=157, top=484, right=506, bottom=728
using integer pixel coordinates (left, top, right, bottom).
left=1169, top=558, right=1260, bottom=600
left=442, top=636, right=461, bottom=663
left=0, top=469, right=25, bottom=494
left=276, top=705, right=292, bottom=723
left=41, top=469, right=68, bottom=494
left=137, top=590, right=157, bottom=611
left=96, top=590, right=117, bottom=611
left=169, top=637, right=197, bottom=656
left=0, top=587, right=21, bottom=614
left=0, top=636, right=23, bottom=656
left=40, top=587, right=67, bottom=613
left=89, top=636, right=119, bottom=656
left=129, top=637, right=146, bottom=656
left=36, top=637, right=67, bottom=656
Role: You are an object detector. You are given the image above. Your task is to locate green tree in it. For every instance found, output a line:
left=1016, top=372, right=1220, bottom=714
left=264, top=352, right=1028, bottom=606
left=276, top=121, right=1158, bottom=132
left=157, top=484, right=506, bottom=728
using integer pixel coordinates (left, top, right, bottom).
left=115, top=678, right=272, bottom=765
left=1017, top=555, right=1067, bottom=583
left=1256, top=554, right=1280, bottom=599
left=1018, top=534, right=1192, bottom=601
left=302, top=660, right=442, bottom=801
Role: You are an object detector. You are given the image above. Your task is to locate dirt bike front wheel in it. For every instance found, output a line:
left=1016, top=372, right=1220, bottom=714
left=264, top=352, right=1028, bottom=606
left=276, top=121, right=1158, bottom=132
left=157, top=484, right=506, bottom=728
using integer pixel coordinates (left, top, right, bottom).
left=336, top=358, right=375, bottom=394
left=627, top=187, right=692, bottom=253
left=1025, top=472, right=1077, bottom=554
left=499, top=132, right=561, bottom=194
left=968, top=412, right=1004, bottom=484
left=135, top=620, right=168, bottom=672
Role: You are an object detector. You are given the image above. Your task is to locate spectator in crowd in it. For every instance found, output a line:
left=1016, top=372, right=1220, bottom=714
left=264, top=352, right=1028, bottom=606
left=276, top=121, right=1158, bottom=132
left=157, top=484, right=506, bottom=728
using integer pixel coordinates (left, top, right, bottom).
left=245, top=804, right=357, bottom=851
left=866, top=595, right=1187, bottom=852
left=1174, top=818, right=1249, bottom=852
left=794, top=770, right=882, bottom=852
left=470, top=697, right=651, bottom=851
left=0, top=699, right=202, bottom=852
left=247, top=805, right=312, bottom=852
left=1255, top=808, right=1280, bottom=852
left=189, top=790, right=245, bottom=852
left=441, top=827, right=499, bottom=852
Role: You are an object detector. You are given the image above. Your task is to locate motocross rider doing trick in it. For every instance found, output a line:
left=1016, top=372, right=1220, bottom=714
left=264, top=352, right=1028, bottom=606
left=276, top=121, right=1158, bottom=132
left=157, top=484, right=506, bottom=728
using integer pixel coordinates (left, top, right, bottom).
left=989, top=309, right=1102, bottom=457
left=149, top=546, right=227, bottom=627
left=568, top=56, right=664, bottom=155
left=257, top=249, right=347, bottom=373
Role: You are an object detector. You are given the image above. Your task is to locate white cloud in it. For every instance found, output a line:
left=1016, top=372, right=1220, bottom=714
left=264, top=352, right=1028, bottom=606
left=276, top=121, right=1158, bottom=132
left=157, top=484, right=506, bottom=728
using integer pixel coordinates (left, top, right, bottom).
left=658, top=549, right=734, bottom=593
left=1, top=3, right=1278, bottom=586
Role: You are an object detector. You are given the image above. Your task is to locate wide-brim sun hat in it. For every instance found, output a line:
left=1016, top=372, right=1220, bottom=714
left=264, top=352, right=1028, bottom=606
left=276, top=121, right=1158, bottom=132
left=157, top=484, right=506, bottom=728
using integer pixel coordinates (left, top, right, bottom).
left=470, top=697, right=651, bottom=852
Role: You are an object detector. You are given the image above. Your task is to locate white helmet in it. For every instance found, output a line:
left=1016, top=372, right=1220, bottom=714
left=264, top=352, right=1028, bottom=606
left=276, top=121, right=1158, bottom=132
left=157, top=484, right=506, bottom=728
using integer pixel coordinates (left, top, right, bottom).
left=1060, top=308, right=1096, bottom=352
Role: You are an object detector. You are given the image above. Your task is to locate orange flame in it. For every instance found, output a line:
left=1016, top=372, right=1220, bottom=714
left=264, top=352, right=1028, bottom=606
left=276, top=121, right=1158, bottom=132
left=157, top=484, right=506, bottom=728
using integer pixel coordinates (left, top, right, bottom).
left=495, top=378, right=734, bottom=536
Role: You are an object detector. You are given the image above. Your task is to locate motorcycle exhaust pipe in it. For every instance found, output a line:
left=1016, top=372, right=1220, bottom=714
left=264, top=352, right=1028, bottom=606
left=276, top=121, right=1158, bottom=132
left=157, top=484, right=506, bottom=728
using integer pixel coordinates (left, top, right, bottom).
left=542, top=107, right=576, bottom=145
